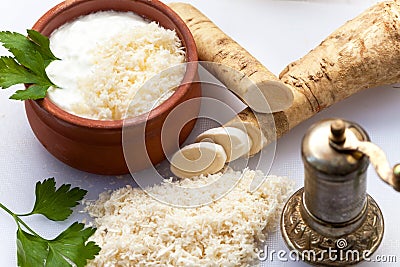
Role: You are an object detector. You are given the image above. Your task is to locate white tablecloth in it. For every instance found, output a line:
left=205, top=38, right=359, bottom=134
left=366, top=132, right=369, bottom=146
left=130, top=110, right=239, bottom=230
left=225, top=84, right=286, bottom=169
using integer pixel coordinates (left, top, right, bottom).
left=1, top=0, right=399, bottom=266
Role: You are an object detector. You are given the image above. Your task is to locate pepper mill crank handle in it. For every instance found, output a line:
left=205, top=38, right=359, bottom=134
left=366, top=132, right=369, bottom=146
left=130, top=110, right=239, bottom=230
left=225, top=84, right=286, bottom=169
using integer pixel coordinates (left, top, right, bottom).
left=329, top=120, right=400, bottom=192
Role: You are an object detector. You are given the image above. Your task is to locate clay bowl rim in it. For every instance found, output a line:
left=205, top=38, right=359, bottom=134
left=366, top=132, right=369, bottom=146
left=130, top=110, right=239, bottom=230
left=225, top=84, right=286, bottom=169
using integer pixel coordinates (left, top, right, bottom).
left=30, top=0, right=198, bottom=130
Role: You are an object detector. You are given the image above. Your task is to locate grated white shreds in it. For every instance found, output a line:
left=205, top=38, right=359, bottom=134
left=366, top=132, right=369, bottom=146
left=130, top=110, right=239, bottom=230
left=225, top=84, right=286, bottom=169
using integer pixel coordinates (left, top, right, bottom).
left=85, top=169, right=294, bottom=267
left=47, top=12, right=186, bottom=120
left=74, top=22, right=186, bottom=120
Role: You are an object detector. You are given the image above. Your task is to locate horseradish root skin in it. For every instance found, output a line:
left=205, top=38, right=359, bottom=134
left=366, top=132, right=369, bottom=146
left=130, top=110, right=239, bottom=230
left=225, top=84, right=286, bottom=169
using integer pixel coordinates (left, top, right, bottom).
left=169, top=2, right=294, bottom=113
left=280, top=0, right=400, bottom=131
left=170, top=1, right=400, bottom=177
left=229, top=0, right=400, bottom=151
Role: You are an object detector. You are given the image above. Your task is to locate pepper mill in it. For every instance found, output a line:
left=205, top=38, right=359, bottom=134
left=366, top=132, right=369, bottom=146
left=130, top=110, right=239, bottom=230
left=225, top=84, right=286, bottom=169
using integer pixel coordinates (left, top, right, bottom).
left=281, top=119, right=400, bottom=266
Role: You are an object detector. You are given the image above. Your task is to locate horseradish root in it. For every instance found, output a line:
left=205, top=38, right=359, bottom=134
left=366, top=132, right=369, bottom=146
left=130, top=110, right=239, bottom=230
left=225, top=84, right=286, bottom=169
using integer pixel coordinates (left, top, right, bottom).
left=230, top=0, right=400, bottom=152
left=196, top=127, right=252, bottom=162
left=170, top=113, right=266, bottom=178
left=280, top=0, right=400, bottom=131
left=170, top=142, right=227, bottom=178
left=169, top=2, right=294, bottom=113
left=170, top=1, right=400, bottom=178
left=229, top=0, right=400, bottom=154
left=224, top=109, right=268, bottom=156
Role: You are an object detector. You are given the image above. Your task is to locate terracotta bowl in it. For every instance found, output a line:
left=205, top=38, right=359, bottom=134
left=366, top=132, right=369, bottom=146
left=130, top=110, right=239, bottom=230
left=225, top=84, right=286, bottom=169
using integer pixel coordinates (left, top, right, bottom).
left=25, top=0, right=200, bottom=175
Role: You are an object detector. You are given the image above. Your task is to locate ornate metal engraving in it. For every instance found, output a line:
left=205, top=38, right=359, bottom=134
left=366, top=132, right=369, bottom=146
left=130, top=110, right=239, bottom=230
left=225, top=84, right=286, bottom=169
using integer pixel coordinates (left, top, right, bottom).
left=281, top=188, right=384, bottom=266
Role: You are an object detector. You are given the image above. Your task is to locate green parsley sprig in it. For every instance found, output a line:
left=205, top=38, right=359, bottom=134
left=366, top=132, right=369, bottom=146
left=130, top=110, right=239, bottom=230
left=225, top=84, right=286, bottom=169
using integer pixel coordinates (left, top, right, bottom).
left=0, top=178, right=100, bottom=267
left=0, top=30, right=59, bottom=100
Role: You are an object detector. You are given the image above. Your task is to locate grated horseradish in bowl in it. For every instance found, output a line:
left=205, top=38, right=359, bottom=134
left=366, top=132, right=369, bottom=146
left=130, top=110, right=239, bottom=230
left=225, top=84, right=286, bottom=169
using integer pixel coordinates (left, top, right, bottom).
left=46, top=11, right=186, bottom=120
left=25, top=0, right=200, bottom=175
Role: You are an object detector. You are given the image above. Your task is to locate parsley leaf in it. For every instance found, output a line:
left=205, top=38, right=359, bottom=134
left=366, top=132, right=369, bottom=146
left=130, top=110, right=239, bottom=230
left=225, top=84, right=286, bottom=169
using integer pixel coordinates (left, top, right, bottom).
left=17, top=223, right=100, bottom=267
left=0, top=178, right=100, bottom=267
left=0, top=30, right=59, bottom=100
left=17, top=228, right=48, bottom=266
left=27, top=29, right=60, bottom=66
left=11, top=84, right=49, bottom=100
left=0, top=57, right=47, bottom=88
left=28, top=178, right=88, bottom=221
left=47, top=222, right=100, bottom=266
left=0, top=30, right=59, bottom=67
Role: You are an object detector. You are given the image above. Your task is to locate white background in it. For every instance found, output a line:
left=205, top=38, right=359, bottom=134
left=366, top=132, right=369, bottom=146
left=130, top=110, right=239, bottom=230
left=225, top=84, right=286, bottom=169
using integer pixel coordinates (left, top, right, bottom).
left=1, top=0, right=400, bottom=266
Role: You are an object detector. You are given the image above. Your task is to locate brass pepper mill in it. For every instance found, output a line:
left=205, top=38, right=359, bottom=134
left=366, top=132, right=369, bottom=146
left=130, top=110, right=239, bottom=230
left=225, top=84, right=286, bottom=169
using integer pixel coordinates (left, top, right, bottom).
left=281, top=119, right=400, bottom=266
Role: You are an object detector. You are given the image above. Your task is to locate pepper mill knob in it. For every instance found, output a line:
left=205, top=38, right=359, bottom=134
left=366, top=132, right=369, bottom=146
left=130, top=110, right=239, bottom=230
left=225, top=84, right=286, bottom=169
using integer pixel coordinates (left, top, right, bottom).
left=330, top=119, right=346, bottom=144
